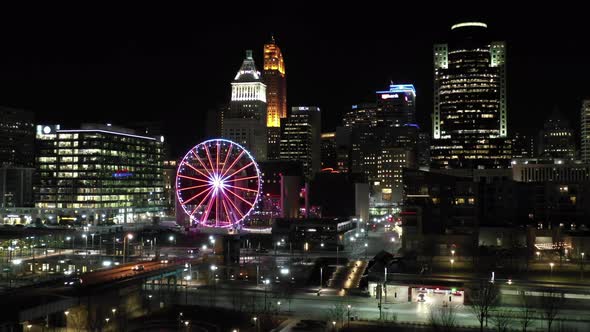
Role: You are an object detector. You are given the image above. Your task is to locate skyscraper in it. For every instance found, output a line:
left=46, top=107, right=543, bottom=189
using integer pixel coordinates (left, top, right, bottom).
left=511, top=132, right=535, bottom=159
left=222, top=50, right=268, bottom=161
left=280, top=106, right=321, bottom=180
left=375, top=84, right=416, bottom=127
left=431, top=22, right=511, bottom=169
left=264, top=36, right=287, bottom=160
left=538, top=110, right=575, bottom=160
left=0, top=107, right=35, bottom=167
left=581, top=100, right=590, bottom=163
left=321, top=132, right=337, bottom=170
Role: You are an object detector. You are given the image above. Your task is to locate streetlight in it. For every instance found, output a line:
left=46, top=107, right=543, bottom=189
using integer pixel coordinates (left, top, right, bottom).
left=105, top=318, right=110, bottom=324
left=347, top=304, right=351, bottom=328
left=253, top=316, right=259, bottom=332
left=320, top=266, right=323, bottom=289
left=536, top=251, right=541, bottom=260
left=451, top=249, right=455, bottom=257
left=450, top=259, right=455, bottom=272
left=264, top=279, right=270, bottom=311
left=82, top=234, right=88, bottom=250
left=582, top=252, right=586, bottom=279
left=550, top=262, right=555, bottom=279
left=169, top=235, right=175, bottom=244
left=123, top=234, right=133, bottom=264
left=65, top=310, right=69, bottom=331
left=111, top=308, right=116, bottom=315
left=277, top=301, right=281, bottom=314
left=332, top=321, right=337, bottom=331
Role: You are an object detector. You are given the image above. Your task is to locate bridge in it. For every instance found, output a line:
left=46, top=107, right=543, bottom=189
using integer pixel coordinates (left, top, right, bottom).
left=0, top=258, right=203, bottom=329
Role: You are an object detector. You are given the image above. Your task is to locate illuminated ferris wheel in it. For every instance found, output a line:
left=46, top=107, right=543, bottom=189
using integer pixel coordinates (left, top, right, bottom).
left=176, top=139, right=261, bottom=229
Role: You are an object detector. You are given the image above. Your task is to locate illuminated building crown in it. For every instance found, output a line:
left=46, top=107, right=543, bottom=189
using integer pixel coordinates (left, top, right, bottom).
left=234, top=50, right=262, bottom=82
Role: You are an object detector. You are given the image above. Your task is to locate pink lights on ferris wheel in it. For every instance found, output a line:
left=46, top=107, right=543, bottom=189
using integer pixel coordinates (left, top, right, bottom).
left=176, top=139, right=261, bottom=229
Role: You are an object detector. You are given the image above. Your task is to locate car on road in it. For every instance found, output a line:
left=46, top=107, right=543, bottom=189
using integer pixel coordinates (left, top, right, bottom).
left=64, top=277, right=83, bottom=286
left=255, top=247, right=268, bottom=253
left=132, top=264, right=145, bottom=271
left=159, top=259, right=169, bottom=264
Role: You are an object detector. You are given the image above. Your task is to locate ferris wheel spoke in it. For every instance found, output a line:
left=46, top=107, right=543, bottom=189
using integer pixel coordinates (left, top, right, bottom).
left=219, top=143, right=233, bottom=176
left=223, top=175, right=259, bottom=183
left=192, top=149, right=215, bottom=179
left=221, top=190, right=245, bottom=219
left=177, top=174, right=210, bottom=183
left=223, top=162, right=254, bottom=181
left=224, top=183, right=259, bottom=193
left=220, top=150, right=245, bottom=179
left=178, top=183, right=211, bottom=191
left=181, top=186, right=213, bottom=206
left=189, top=187, right=214, bottom=216
left=221, top=198, right=233, bottom=225
left=204, top=143, right=216, bottom=177
left=201, top=191, right=216, bottom=225
left=183, top=162, right=212, bottom=180
left=215, top=141, right=220, bottom=174
left=224, top=186, right=255, bottom=207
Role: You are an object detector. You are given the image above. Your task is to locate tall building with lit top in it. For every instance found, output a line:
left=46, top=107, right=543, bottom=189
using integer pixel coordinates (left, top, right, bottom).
left=538, top=110, right=575, bottom=160
left=431, top=22, right=511, bottom=169
left=222, top=50, right=268, bottom=161
left=280, top=107, right=321, bottom=180
left=35, top=124, right=165, bottom=224
left=581, top=100, right=590, bottom=163
left=264, top=37, right=287, bottom=160
left=375, top=84, right=416, bottom=126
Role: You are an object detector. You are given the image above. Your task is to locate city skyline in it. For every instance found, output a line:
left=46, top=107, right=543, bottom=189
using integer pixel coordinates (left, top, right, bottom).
left=0, top=7, right=589, bottom=157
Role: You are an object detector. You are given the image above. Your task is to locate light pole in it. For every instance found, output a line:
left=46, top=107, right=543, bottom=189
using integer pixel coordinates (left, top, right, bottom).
left=451, top=249, right=455, bottom=258
left=320, top=266, right=323, bottom=290
left=536, top=251, right=541, bottom=261
left=549, top=262, right=555, bottom=279
left=582, top=252, right=585, bottom=279
left=82, top=234, right=87, bottom=250
left=364, top=242, right=368, bottom=259
left=124, top=234, right=133, bottom=264
left=64, top=311, right=69, bottom=332
left=450, top=259, right=455, bottom=272
left=347, top=304, right=351, bottom=328
left=91, top=233, right=95, bottom=249
left=332, top=320, right=337, bottom=331
left=264, top=279, right=270, bottom=312
left=253, top=316, right=259, bottom=332
left=277, top=301, right=281, bottom=315
left=169, top=235, right=176, bottom=245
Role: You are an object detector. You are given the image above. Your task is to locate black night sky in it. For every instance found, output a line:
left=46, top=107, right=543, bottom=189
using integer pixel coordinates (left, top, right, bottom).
left=0, top=4, right=588, bottom=158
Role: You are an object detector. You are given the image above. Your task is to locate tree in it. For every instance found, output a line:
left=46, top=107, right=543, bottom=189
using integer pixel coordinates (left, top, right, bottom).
left=491, top=309, right=513, bottom=332
left=519, top=290, right=535, bottom=332
left=540, top=288, right=563, bottom=332
left=469, top=280, right=499, bottom=332
left=429, top=304, right=457, bottom=332
left=328, top=302, right=346, bottom=327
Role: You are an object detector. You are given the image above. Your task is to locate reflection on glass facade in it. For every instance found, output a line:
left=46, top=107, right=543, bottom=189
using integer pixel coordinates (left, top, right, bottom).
left=35, top=124, right=165, bottom=212
left=432, top=22, right=511, bottom=169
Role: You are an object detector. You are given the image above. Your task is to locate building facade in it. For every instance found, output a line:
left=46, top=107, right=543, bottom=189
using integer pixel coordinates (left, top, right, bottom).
left=321, top=132, right=337, bottom=170
left=582, top=100, right=590, bottom=163
left=263, top=37, right=287, bottom=160
left=538, top=110, right=576, bottom=160
left=375, top=84, right=416, bottom=127
left=511, top=132, right=535, bottom=159
left=0, top=107, right=35, bottom=167
left=280, top=106, right=321, bottom=180
left=222, top=50, right=268, bottom=161
left=431, top=22, right=511, bottom=169
left=35, top=124, right=165, bottom=224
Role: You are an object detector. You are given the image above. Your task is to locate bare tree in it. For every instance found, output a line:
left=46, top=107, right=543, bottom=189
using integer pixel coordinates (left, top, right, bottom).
left=491, top=310, right=513, bottom=332
left=469, top=280, right=499, bottom=332
left=328, top=302, right=346, bottom=327
left=540, top=288, right=564, bottom=332
left=519, top=290, right=535, bottom=332
left=429, top=304, right=457, bottom=332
